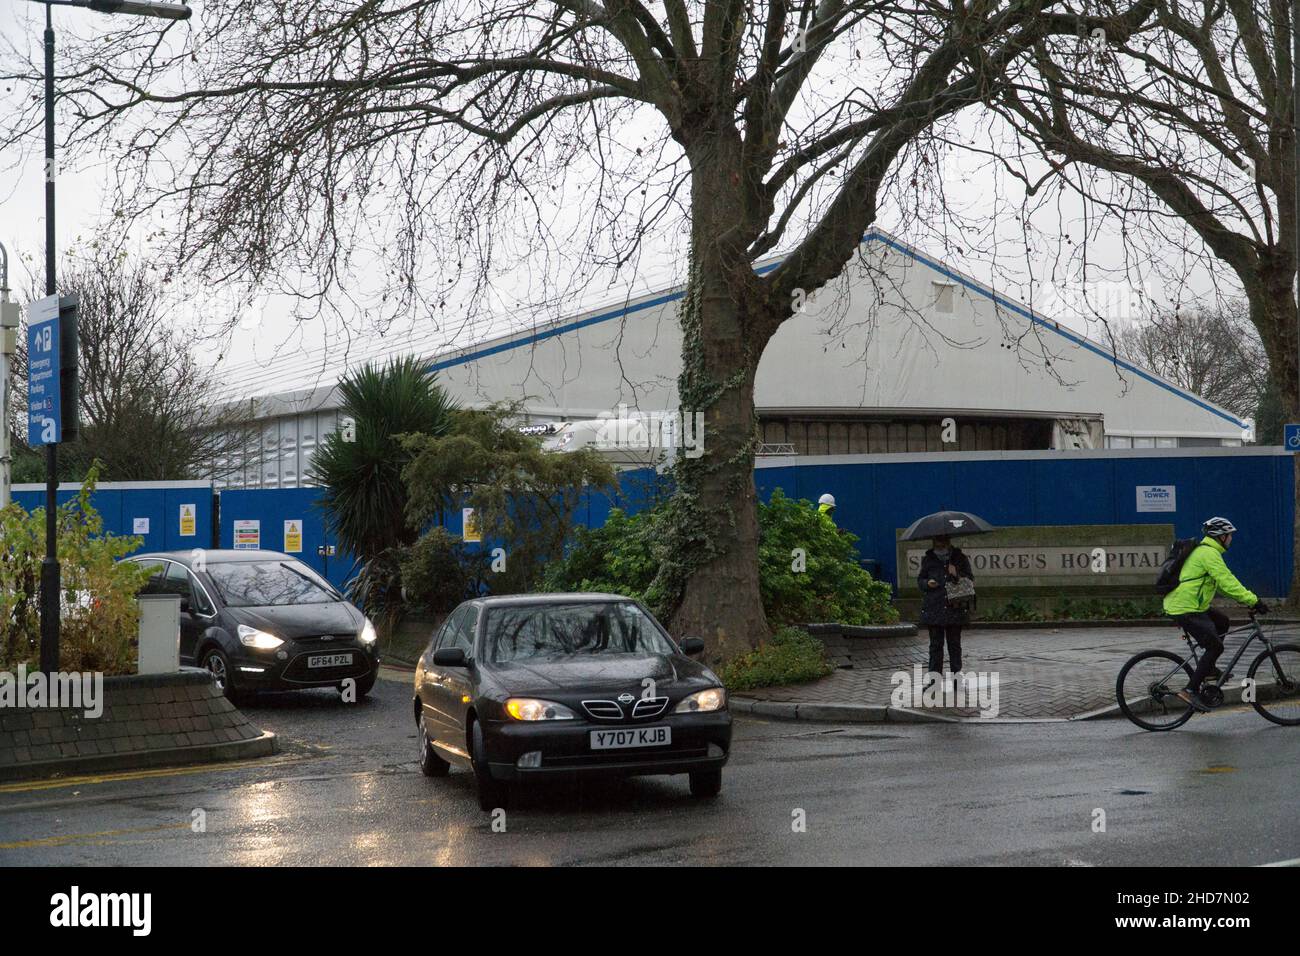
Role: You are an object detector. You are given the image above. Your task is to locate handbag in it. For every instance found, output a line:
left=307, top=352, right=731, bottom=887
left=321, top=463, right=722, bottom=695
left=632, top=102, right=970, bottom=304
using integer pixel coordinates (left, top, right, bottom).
left=945, top=575, right=976, bottom=610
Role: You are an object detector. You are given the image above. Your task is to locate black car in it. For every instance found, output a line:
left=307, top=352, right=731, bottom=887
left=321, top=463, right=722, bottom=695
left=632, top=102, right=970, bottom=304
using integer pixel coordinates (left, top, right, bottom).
left=413, top=593, right=732, bottom=810
left=125, top=550, right=380, bottom=699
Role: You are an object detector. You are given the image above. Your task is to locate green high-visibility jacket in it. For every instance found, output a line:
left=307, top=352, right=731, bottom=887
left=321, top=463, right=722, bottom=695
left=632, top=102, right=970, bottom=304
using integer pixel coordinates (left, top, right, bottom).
left=1162, top=537, right=1258, bottom=615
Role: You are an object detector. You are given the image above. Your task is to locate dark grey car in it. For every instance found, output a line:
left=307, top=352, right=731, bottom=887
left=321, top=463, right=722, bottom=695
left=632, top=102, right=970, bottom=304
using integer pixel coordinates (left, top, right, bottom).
left=413, top=593, right=732, bottom=810
left=126, top=549, right=380, bottom=699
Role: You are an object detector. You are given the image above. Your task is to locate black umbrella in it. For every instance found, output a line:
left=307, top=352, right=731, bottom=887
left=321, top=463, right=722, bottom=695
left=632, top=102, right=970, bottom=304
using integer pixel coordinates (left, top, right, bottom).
left=900, top=510, right=995, bottom=541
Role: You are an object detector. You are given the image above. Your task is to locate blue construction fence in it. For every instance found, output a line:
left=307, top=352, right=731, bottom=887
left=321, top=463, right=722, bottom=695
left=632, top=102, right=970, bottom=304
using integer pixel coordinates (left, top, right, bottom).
left=215, top=467, right=669, bottom=591
left=10, top=480, right=217, bottom=555
left=9, top=448, right=1295, bottom=598
left=753, top=448, right=1295, bottom=599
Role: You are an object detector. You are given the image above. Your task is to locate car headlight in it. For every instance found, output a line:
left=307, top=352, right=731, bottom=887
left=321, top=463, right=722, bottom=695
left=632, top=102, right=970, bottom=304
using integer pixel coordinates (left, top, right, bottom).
left=237, top=624, right=284, bottom=650
left=505, top=698, right=576, bottom=721
left=674, top=688, right=726, bottom=713
left=359, top=618, right=378, bottom=644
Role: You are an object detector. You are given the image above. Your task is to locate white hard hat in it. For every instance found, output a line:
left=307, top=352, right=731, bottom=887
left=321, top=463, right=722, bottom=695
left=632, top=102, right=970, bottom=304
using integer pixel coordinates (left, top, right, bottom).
left=818, top=493, right=836, bottom=507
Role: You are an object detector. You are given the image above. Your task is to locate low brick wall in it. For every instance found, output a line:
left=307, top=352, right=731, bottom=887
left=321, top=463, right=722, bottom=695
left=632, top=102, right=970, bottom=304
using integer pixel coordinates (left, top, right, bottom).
left=803, top=623, right=921, bottom=670
left=0, top=668, right=276, bottom=781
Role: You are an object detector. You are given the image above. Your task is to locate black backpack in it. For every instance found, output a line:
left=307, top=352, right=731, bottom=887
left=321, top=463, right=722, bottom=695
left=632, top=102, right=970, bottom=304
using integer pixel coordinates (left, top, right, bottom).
left=1155, top=538, right=1203, bottom=595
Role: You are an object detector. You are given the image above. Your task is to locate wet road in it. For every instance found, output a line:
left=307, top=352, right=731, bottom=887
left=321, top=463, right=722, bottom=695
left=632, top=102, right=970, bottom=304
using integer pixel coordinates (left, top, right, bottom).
left=1, top=673, right=1297, bottom=866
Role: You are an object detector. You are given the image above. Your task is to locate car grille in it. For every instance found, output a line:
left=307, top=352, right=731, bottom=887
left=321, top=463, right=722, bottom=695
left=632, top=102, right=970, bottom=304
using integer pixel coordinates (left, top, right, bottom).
left=544, top=745, right=710, bottom=768
left=581, top=696, right=670, bottom=721
left=631, top=696, right=669, bottom=718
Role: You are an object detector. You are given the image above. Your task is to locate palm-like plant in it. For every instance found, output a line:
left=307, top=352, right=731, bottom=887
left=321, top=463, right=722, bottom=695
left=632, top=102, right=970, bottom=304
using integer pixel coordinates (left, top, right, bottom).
left=311, top=357, right=458, bottom=610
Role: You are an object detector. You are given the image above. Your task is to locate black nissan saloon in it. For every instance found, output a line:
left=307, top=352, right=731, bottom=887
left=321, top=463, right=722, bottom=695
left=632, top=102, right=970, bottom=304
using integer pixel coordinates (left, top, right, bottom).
left=413, top=594, right=732, bottom=810
left=125, top=550, right=380, bottom=699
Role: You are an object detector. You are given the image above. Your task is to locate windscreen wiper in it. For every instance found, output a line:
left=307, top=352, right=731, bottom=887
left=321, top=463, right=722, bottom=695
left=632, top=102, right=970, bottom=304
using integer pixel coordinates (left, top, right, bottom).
left=279, top=561, right=338, bottom=598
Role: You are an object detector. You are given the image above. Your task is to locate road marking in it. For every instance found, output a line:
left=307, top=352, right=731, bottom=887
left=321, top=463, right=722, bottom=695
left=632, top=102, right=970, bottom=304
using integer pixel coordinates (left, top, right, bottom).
left=1260, top=857, right=1300, bottom=867
left=1199, top=765, right=1237, bottom=774
left=0, top=822, right=188, bottom=850
left=0, top=754, right=297, bottom=795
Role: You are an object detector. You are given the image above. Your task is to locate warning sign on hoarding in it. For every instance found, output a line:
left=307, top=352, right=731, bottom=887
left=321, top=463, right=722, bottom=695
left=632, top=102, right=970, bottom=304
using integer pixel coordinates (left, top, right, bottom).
left=462, top=507, right=481, bottom=543
left=179, top=504, right=196, bottom=536
left=132, top=517, right=150, bottom=535
left=284, top=519, right=303, bottom=553
left=233, top=519, right=260, bottom=549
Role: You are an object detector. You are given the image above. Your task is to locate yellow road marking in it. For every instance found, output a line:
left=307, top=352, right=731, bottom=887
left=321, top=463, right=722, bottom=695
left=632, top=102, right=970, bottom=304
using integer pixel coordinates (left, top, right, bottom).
left=0, top=754, right=294, bottom=795
left=1200, top=765, right=1237, bottom=774
left=0, top=822, right=188, bottom=850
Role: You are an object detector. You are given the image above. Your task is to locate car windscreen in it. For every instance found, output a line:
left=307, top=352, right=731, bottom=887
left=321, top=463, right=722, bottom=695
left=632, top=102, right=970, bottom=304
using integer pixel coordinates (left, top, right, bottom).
left=205, top=561, right=341, bottom=608
left=484, top=602, right=676, bottom=663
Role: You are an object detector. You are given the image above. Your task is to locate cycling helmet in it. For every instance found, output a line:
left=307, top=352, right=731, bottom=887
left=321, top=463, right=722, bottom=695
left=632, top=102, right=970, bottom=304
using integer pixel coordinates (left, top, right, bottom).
left=1202, top=516, right=1237, bottom=537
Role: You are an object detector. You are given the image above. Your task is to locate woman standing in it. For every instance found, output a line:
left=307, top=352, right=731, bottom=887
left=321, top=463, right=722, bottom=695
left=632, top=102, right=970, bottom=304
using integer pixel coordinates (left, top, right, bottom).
left=917, top=534, right=974, bottom=681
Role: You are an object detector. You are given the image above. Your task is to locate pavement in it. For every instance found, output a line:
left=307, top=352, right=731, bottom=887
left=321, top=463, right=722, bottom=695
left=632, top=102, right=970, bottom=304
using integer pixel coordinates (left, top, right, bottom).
left=734, top=623, right=1300, bottom=722
left=2, top=666, right=1298, bottom=866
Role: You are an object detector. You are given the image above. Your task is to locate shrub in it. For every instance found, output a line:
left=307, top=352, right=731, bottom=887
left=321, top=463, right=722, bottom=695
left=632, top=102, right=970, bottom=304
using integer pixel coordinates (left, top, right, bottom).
left=757, top=489, right=897, bottom=627
left=543, top=489, right=899, bottom=627
left=1054, top=596, right=1163, bottom=620
left=986, top=596, right=1044, bottom=622
left=539, top=507, right=659, bottom=601
left=717, top=627, right=835, bottom=691
left=397, top=526, right=490, bottom=614
left=1, top=471, right=151, bottom=674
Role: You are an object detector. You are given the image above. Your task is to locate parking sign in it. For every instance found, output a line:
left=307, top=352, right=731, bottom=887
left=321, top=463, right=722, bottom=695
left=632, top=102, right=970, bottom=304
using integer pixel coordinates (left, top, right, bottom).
left=1285, top=423, right=1300, bottom=452
left=26, top=295, right=61, bottom=446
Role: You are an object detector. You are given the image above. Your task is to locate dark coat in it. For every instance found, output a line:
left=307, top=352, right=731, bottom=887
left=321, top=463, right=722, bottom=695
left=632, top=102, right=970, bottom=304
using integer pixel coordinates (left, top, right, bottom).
left=917, top=547, right=974, bottom=626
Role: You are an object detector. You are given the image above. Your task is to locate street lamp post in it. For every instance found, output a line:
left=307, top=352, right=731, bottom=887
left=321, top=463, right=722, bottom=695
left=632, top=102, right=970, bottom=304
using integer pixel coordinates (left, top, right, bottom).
left=30, top=0, right=192, bottom=673
left=0, top=240, right=16, bottom=510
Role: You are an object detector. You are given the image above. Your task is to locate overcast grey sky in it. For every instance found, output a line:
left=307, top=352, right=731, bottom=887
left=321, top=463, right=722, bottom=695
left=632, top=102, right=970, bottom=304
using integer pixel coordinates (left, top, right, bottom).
left=0, top=0, right=1238, bottom=404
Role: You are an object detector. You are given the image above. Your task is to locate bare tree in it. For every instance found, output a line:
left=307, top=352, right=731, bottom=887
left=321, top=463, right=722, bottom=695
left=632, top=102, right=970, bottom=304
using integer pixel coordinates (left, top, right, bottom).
left=987, top=0, right=1300, bottom=598
left=1114, top=299, right=1270, bottom=424
left=1, top=1, right=1096, bottom=657
left=11, top=250, right=257, bottom=482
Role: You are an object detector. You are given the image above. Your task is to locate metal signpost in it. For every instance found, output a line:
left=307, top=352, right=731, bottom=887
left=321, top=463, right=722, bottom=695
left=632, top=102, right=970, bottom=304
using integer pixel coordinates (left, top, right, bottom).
left=26, top=0, right=191, bottom=672
left=0, top=241, right=17, bottom=509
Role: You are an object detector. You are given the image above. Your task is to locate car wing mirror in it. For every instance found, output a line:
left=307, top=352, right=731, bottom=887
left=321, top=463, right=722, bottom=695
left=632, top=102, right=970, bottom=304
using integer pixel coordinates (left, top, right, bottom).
left=679, top=637, right=705, bottom=655
left=432, top=647, right=467, bottom=667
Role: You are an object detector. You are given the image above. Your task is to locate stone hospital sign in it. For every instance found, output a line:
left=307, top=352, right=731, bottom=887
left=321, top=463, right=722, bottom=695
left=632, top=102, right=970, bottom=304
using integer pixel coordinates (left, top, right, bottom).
left=896, top=524, right=1175, bottom=590
left=904, top=545, right=1166, bottom=578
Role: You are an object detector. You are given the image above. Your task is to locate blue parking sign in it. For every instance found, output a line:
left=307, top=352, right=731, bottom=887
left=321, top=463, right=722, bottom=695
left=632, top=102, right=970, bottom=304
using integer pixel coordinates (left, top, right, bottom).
left=1286, top=423, right=1300, bottom=453
left=26, top=295, right=61, bottom=446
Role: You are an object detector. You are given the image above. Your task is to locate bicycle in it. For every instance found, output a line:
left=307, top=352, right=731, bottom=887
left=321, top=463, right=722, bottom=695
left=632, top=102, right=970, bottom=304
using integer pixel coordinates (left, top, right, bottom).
left=1116, top=611, right=1300, bottom=731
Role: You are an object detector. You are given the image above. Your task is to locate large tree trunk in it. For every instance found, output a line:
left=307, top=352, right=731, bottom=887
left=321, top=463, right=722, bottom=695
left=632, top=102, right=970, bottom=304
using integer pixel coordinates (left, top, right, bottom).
left=651, top=133, right=776, bottom=663
left=663, top=261, right=771, bottom=662
left=1251, top=277, right=1300, bottom=606
left=1286, top=372, right=1300, bottom=608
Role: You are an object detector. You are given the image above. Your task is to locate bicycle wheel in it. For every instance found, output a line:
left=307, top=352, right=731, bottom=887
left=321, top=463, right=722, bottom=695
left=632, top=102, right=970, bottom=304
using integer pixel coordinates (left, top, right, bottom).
left=1116, top=650, right=1196, bottom=731
left=1247, top=643, right=1300, bottom=726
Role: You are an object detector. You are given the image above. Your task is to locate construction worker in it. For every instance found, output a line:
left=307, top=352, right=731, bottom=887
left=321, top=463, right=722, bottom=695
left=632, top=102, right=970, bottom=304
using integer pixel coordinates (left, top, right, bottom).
left=817, top=493, right=837, bottom=526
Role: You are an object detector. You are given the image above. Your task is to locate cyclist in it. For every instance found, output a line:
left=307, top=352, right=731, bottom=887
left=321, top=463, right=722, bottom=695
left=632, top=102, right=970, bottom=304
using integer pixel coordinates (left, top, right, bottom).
left=1164, top=517, right=1269, bottom=711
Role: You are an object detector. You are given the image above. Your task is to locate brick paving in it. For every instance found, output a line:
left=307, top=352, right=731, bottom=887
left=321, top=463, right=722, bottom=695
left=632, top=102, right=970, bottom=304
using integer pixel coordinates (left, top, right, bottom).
left=737, top=625, right=1271, bottom=721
